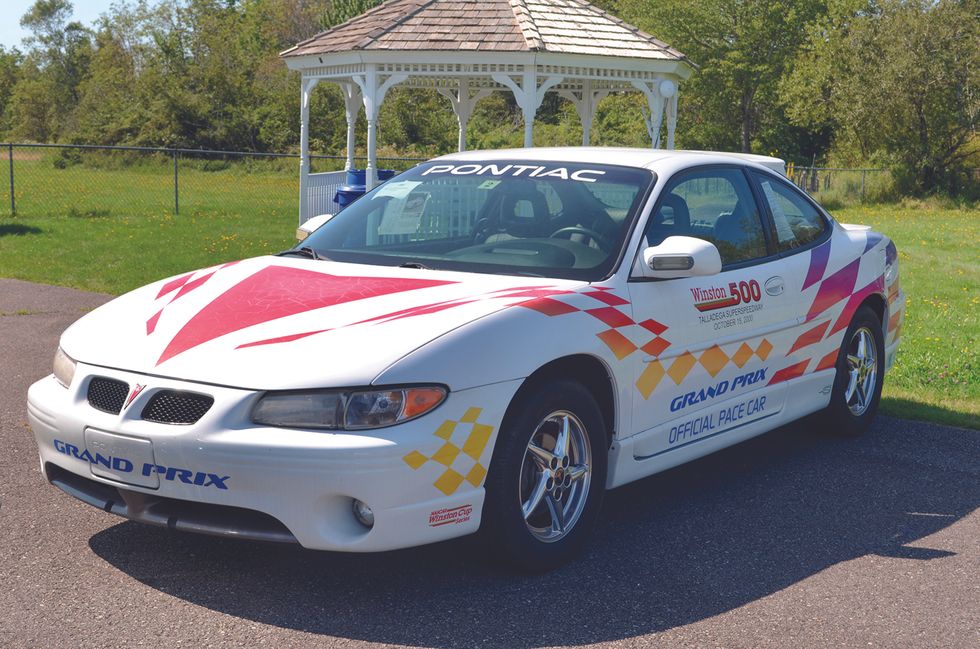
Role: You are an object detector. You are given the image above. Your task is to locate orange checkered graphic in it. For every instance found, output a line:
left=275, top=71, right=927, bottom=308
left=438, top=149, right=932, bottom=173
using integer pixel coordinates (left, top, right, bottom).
left=667, top=351, right=698, bottom=385
left=641, top=336, right=671, bottom=357
left=636, top=360, right=666, bottom=399
left=732, top=342, right=753, bottom=368
left=699, top=345, right=730, bottom=377
left=516, top=288, right=672, bottom=383
left=638, top=337, right=775, bottom=399
left=756, top=338, right=773, bottom=360
left=597, top=329, right=638, bottom=360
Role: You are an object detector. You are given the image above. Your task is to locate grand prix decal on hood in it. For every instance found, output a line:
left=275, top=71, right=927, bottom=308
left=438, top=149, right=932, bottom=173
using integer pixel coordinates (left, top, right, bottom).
left=151, top=265, right=455, bottom=365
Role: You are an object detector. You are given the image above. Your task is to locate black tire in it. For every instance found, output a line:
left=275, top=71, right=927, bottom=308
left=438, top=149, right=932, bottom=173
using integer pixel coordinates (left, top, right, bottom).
left=481, top=379, right=607, bottom=572
left=814, top=305, right=885, bottom=436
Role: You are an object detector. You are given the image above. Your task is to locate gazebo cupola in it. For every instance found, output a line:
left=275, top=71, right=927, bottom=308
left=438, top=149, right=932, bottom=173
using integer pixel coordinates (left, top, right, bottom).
left=281, top=0, right=694, bottom=221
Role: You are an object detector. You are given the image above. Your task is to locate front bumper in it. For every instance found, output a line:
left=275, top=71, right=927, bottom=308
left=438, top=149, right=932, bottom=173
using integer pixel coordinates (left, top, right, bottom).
left=28, top=363, right=519, bottom=552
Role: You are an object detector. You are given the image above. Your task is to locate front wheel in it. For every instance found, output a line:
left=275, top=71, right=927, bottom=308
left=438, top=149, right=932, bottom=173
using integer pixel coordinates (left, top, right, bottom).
left=481, top=380, right=607, bottom=572
left=815, top=305, right=885, bottom=436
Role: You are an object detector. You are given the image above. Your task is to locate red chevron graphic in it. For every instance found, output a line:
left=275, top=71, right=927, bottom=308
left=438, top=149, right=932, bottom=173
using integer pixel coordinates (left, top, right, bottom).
left=156, top=266, right=454, bottom=365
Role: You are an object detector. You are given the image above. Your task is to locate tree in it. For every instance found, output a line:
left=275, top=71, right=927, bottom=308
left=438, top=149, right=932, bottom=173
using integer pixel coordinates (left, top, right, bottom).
left=20, top=0, right=92, bottom=120
left=784, top=0, right=979, bottom=194
left=611, top=0, right=829, bottom=158
left=0, top=47, right=23, bottom=135
left=325, top=0, right=382, bottom=29
left=72, top=28, right=139, bottom=144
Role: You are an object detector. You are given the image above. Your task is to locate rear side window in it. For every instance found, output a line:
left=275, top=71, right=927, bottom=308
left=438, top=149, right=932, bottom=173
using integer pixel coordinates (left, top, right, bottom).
left=752, top=173, right=829, bottom=252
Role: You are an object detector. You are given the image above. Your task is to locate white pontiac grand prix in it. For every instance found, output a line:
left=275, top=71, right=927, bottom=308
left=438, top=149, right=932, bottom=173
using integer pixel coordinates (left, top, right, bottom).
left=28, top=147, right=905, bottom=570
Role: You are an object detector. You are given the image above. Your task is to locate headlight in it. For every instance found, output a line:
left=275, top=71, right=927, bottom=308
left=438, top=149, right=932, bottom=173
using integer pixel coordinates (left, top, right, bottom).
left=251, top=386, right=447, bottom=430
left=53, top=347, right=76, bottom=388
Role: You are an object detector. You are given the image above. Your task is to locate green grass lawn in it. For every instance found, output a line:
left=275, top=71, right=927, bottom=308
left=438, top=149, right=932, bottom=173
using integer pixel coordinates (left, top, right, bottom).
left=0, top=158, right=298, bottom=292
left=832, top=203, right=978, bottom=429
left=1, top=160, right=976, bottom=429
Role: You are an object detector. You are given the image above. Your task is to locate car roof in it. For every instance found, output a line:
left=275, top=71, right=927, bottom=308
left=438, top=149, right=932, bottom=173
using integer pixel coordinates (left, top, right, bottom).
left=434, top=147, right=786, bottom=176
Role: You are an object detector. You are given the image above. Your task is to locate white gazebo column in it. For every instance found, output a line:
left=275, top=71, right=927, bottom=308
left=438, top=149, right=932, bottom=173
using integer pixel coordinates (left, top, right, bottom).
left=665, top=87, right=679, bottom=149
left=437, top=78, right=490, bottom=152
left=298, top=76, right=319, bottom=224
left=632, top=78, right=678, bottom=149
left=352, top=65, right=407, bottom=189
left=632, top=79, right=666, bottom=149
left=559, top=81, right=609, bottom=146
left=339, top=82, right=362, bottom=171
left=493, top=68, right=563, bottom=147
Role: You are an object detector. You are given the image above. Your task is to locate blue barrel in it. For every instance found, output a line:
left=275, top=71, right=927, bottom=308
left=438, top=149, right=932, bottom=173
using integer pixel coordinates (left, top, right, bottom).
left=333, top=169, right=397, bottom=207
left=334, top=185, right=365, bottom=208
left=344, top=168, right=396, bottom=185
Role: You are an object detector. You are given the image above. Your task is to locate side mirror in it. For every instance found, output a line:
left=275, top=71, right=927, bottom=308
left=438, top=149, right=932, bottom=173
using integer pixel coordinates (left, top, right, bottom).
left=640, top=236, right=722, bottom=279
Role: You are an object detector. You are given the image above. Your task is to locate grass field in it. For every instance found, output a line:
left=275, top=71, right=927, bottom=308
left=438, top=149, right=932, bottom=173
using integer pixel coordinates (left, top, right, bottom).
left=0, top=157, right=299, bottom=292
left=0, top=161, right=976, bottom=429
left=832, top=203, right=979, bottom=429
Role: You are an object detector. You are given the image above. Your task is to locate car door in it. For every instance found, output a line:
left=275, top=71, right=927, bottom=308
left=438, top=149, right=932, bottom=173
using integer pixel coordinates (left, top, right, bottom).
left=625, top=166, right=795, bottom=461
left=747, top=168, right=837, bottom=396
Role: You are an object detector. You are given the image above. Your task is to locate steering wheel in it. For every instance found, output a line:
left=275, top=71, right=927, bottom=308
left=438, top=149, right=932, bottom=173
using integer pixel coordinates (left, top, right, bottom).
left=550, top=226, right=611, bottom=250
left=472, top=217, right=494, bottom=244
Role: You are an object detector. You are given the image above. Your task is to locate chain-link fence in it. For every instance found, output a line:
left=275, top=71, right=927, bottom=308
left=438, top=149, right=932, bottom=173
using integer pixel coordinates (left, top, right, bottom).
left=786, top=163, right=890, bottom=205
left=0, top=143, right=425, bottom=219
left=1, top=144, right=898, bottom=220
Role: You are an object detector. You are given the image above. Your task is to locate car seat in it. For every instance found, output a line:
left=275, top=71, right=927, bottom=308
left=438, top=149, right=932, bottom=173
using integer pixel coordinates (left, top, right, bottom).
left=713, top=201, right=753, bottom=247
left=646, top=193, right=691, bottom=246
left=485, top=183, right=551, bottom=242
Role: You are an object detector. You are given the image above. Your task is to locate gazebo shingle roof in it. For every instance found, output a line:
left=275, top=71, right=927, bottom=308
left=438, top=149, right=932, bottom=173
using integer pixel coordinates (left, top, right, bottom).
left=282, top=0, right=686, bottom=60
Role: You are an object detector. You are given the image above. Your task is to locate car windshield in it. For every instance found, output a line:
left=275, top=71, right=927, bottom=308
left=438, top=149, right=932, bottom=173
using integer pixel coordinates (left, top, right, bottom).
left=301, top=160, right=654, bottom=280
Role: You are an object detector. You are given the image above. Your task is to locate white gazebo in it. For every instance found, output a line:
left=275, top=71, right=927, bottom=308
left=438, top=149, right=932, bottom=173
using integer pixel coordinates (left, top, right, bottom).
left=281, top=0, right=694, bottom=222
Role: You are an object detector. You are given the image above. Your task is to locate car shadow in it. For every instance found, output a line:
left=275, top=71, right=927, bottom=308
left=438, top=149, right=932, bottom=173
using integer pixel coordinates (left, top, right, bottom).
left=881, top=396, right=978, bottom=431
left=0, top=223, right=42, bottom=237
left=89, top=417, right=977, bottom=648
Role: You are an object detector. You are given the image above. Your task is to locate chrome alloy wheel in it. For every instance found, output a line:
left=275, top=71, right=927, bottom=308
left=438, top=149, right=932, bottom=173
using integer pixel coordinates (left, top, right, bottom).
left=519, top=410, right=592, bottom=543
left=845, top=326, right=878, bottom=416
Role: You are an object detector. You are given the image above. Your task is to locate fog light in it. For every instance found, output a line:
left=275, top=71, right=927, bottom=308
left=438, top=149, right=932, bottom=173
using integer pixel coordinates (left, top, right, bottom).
left=352, top=499, right=374, bottom=529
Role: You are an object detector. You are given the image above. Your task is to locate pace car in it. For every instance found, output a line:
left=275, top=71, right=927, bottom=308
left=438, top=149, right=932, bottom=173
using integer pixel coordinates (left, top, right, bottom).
left=28, top=147, right=904, bottom=570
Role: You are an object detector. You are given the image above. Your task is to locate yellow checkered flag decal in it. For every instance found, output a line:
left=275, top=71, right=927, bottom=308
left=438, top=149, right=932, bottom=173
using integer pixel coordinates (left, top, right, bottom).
left=636, top=337, right=774, bottom=399
left=403, top=407, right=494, bottom=496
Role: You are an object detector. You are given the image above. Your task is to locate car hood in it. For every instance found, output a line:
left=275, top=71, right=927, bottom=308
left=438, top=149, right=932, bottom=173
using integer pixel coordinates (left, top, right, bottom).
left=61, top=256, right=585, bottom=389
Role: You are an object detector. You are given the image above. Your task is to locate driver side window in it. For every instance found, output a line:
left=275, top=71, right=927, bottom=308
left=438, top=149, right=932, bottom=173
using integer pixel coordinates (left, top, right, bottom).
left=648, top=168, right=769, bottom=266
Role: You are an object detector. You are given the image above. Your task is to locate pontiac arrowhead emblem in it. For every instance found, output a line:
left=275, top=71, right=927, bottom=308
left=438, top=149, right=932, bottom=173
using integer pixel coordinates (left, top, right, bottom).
left=125, top=383, right=146, bottom=409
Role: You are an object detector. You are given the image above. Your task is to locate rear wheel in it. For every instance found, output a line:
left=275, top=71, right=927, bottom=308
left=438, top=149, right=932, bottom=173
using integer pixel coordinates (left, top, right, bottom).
left=481, top=379, right=606, bottom=572
left=815, top=305, right=885, bottom=436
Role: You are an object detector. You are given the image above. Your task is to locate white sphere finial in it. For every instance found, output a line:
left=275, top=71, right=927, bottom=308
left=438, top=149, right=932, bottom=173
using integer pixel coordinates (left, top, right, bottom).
left=658, top=79, right=677, bottom=98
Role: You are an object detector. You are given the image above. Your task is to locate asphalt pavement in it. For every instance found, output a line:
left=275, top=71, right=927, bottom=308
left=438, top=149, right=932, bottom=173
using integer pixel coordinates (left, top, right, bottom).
left=1, top=278, right=977, bottom=648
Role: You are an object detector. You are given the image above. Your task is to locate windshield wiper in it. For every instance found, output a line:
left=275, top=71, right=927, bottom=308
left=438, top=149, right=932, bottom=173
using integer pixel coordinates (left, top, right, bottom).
left=399, top=261, right=431, bottom=270
left=276, top=246, right=324, bottom=261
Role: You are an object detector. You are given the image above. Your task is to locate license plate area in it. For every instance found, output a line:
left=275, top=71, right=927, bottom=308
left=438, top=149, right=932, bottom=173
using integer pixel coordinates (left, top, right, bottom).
left=83, top=428, right=159, bottom=489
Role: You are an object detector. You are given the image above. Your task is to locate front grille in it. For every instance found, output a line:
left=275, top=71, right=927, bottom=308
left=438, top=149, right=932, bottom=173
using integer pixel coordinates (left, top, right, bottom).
left=87, top=377, right=129, bottom=414
left=141, top=390, right=214, bottom=425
